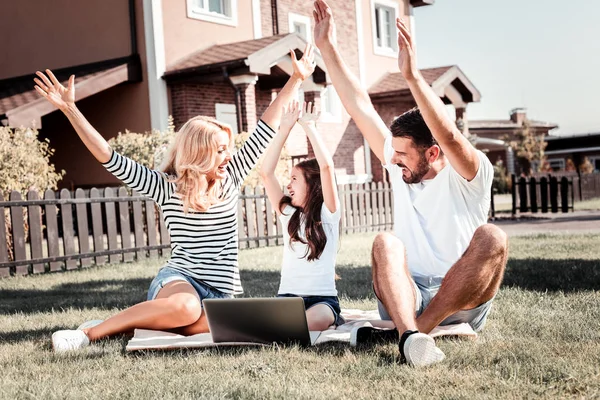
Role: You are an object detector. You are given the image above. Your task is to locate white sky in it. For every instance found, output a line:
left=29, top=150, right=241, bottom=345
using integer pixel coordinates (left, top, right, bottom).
left=413, top=0, right=600, bottom=135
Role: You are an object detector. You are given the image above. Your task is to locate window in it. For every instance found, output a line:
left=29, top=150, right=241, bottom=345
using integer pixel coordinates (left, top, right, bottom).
left=371, top=0, right=399, bottom=57
left=288, top=13, right=311, bottom=42
left=187, top=0, right=237, bottom=26
left=215, top=103, right=238, bottom=134
left=548, top=158, right=565, bottom=171
left=320, top=85, right=341, bottom=122
left=588, top=156, right=600, bottom=172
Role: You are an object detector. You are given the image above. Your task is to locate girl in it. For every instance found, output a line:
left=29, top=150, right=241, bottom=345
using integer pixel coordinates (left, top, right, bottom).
left=259, top=101, right=342, bottom=331
left=35, top=44, right=317, bottom=352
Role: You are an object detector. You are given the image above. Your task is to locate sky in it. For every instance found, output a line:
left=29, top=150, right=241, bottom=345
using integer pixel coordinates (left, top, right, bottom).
left=413, top=0, right=600, bottom=135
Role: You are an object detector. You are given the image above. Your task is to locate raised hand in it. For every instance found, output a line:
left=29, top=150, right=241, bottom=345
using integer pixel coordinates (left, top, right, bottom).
left=396, top=18, right=419, bottom=81
left=34, top=70, right=75, bottom=111
left=298, top=101, right=319, bottom=126
left=280, top=100, right=301, bottom=132
left=313, top=0, right=337, bottom=50
left=290, top=43, right=316, bottom=81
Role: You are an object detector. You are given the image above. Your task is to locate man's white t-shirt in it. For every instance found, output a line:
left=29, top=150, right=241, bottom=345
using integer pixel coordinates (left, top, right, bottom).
left=383, top=135, right=494, bottom=279
left=277, top=204, right=340, bottom=296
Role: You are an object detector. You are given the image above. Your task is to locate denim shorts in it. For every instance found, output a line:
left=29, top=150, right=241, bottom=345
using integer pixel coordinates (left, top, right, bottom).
left=376, top=275, right=493, bottom=332
left=147, top=266, right=232, bottom=303
left=277, top=294, right=345, bottom=326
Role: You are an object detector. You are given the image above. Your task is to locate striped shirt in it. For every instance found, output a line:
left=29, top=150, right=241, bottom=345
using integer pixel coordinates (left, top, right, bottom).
left=102, top=120, right=276, bottom=295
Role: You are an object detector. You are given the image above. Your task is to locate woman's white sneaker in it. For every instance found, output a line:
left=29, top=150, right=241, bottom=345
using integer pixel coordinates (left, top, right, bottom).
left=52, top=330, right=90, bottom=352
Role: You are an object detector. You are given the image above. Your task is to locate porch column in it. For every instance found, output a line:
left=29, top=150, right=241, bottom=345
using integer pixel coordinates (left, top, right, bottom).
left=455, top=106, right=469, bottom=137
left=230, top=75, right=258, bottom=133
left=506, top=146, right=515, bottom=175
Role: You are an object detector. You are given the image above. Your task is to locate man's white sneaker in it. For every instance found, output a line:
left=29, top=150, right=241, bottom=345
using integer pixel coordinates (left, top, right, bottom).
left=52, top=330, right=90, bottom=352
left=77, top=319, right=104, bottom=330
left=402, top=332, right=445, bottom=367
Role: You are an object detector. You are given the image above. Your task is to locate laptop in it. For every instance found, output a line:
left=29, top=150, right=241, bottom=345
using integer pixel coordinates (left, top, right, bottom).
left=203, top=297, right=316, bottom=346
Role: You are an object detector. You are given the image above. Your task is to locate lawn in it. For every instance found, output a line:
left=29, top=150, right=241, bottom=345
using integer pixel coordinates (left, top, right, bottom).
left=1, top=232, right=599, bottom=399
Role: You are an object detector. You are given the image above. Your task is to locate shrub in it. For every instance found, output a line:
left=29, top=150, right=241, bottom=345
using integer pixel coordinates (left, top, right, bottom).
left=107, top=116, right=176, bottom=169
left=493, top=159, right=510, bottom=194
left=0, top=125, right=65, bottom=263
left=0, top=126, right=64, bottom=198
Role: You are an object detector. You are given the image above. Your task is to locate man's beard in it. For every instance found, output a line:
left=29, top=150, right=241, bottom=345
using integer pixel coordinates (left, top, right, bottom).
left=397, top=153, right=430, bottom=184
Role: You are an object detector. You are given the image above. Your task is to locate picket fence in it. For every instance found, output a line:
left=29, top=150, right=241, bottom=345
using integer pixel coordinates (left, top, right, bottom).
left=0, top=183, right=393, bottom=277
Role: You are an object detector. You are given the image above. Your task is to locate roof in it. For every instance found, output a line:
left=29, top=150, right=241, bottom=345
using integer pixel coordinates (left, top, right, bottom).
left=166, top=34, right=288, bottom=74
left=546, top=131, right=600, bottom=141
left=164, top=33, right=328, bottom=80
left=369, top=66, right=452, bottom=95
left=368, top=65, right=481, bottom=105
left=0, top=56, right=140, bottom=128
left=469, top=120, right=558, bottom=130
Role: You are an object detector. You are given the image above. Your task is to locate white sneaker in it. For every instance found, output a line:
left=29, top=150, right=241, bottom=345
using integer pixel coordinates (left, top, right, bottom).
left=52, top=330, right=90, bottom=352
left=402, top=332, right=445, bottom=367
left=77, top=319, right=104, bottom=330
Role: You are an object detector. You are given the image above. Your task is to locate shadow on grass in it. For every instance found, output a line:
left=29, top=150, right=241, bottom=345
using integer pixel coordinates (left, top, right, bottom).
left=503, top=258, right=600, bottom=292
left=0, top=278, right=150, bottom=316
left=2, top=258, right=597, bottom=318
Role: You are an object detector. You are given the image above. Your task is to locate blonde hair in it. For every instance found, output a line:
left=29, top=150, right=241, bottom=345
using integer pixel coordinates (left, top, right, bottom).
left=160, top=116, right=233, bottom=212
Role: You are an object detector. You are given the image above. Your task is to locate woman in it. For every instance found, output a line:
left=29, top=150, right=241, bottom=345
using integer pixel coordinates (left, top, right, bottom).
left=35, top=44, right=317, bottom=352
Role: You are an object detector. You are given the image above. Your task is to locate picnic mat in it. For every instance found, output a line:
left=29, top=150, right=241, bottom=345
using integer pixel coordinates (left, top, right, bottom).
left=125, top=309, right=477, bottom=351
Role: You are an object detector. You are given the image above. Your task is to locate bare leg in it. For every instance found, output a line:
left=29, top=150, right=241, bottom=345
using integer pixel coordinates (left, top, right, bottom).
left=306, top=304, right=335, bottom=331
left=174, top=313, right=210, bottom=336
left=371, top=232, right=418, bottom=333
left=84, top=280, right=202, bottom=341
left=417, top=224, right=508, bottom=334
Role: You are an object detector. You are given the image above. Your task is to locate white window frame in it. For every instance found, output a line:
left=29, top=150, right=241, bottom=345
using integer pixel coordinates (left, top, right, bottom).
left=370, top=0, right=399, bottom=58
left=588, top=156, right=600, bottom=172
left=215, top=103, right=238, bottom=134
left=288, top=12, right=311, bottom=43
left=548, top=158, right=566, bottom=171
left=187, top=0, right=238, bottom=27
left=320, top=85, right=342, bottom=123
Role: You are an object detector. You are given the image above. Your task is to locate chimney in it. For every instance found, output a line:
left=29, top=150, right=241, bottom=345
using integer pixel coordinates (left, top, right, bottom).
left=510, top=107, right=527, bottom=125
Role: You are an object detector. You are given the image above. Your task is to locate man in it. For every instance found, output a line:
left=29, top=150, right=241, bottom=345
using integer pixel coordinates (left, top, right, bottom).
left=312, top=0, right=508, bottom=367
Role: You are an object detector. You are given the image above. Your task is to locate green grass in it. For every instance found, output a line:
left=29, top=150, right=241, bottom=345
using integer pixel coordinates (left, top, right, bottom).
left=1, top=233, right=599, bottom=399
left=575, top=197, right=600, bottom=211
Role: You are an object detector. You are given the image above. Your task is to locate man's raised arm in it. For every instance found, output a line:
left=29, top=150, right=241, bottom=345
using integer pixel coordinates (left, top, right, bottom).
left=313, top=0, right=389, bottom=163
left=396, top=18, right=480, bottom=181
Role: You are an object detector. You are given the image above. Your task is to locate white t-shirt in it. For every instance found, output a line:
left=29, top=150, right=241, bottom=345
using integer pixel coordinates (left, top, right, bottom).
left=383, top=135, right=494, bottom=279
left=277, top=203, right=341, bottom=296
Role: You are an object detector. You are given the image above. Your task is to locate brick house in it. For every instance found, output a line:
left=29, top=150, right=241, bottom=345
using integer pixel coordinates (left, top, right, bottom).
left=469, top=108, right=558, bottom=175
left=0, top=0, right=481, bottom=189
left=544, top=132, right=600, bottom=173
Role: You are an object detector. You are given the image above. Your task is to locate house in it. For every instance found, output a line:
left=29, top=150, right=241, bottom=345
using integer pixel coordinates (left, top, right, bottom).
left=0, top=0, right=481, bottom=189
left=544, top=132, right=600, bottom=172
left=469, top=108, right=558, bottom=175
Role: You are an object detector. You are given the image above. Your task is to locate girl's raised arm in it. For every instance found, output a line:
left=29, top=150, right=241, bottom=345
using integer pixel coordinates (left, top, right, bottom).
left=298, top=102, right=339, bottom=213
left=259, top=101, right=300, bottom=215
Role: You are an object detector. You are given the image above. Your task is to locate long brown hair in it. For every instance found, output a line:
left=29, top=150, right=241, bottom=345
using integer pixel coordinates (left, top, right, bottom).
left=160, top=116, right=233, bottom=212
left=279, top=159, right=328, bottom=261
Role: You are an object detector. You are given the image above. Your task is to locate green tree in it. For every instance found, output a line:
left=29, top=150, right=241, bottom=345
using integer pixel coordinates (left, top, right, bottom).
left=504, top=120, right=547, bottom=175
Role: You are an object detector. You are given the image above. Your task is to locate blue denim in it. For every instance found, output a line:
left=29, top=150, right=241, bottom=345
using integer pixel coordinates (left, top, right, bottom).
left=277, top=294, right=345, bottom=326
left=376, top=275, right=494, bottom=332
left=147, top=266, right=232, bottom=304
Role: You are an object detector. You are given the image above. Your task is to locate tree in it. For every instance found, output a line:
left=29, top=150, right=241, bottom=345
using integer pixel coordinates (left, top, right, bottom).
left=504, top=120, right=547, bottom=175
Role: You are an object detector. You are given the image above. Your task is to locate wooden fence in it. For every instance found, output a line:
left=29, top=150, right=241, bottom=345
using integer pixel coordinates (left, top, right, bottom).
left=511, top=174, right=574, bottom=215
left=0, top=183, right=393, bottom=277
left=531, top=172, right=600, bottom=201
